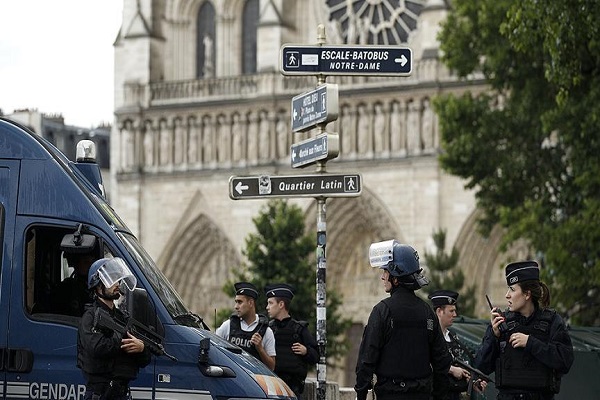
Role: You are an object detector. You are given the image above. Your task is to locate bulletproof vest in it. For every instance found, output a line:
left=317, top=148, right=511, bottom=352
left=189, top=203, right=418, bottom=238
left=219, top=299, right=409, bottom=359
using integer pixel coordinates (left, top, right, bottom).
left=375, top=297, right=435, bottom=380
left=496, top=309, right=560, bottom=393
left=269, top=318, right=309, bottom=380
left=229, top=314, right=268, bottom=360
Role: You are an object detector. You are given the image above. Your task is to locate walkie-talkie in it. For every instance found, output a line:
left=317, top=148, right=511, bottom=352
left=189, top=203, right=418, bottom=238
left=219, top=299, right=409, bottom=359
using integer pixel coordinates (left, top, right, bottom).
left=485, top=294, right=510, bottom=334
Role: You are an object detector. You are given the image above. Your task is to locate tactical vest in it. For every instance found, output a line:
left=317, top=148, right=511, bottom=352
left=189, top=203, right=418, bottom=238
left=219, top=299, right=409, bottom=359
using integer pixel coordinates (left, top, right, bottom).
left=496, top=309, right=560, bottom=393
left=269, top=319, right=309, bottom=381
left=375, top=297, right=435, bottom=380
left=229, top=314, right=268, bottom=360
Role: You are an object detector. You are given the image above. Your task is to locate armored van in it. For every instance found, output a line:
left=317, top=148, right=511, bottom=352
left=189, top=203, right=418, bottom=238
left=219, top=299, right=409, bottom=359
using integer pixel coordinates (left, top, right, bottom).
left=0, top=117, right=295, bottom=400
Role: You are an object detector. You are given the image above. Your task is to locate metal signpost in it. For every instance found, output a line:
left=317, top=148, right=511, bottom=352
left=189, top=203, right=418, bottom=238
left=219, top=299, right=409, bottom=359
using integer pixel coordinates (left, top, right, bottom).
left=281, top=44, right=412, bottom=76
left=290, top=133, right=339, bottom=168
left=230, top=24, right=412, bottom=400
left=291, top=83, right=339, bottom=132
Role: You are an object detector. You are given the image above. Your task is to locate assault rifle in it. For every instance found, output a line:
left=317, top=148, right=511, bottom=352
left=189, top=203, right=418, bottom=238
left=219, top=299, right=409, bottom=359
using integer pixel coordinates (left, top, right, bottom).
left=453, top=358, right=494, bottom=396
left=93, top=307, right=178, bottom=361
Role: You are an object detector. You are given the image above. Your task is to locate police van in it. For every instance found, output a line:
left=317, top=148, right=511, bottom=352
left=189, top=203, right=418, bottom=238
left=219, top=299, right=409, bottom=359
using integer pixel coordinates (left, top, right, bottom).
left=0, top=117, right=295, bottom=400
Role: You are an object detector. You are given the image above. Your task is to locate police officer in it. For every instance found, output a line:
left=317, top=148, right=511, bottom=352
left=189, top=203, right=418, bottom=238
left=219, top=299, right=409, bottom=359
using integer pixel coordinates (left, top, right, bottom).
left=77, top=258, right=151, bottom=400
left=355, top=240, right=451, bottom=400
left=474, top=261, right=574, bottom=400
left=429, top=290, right=485, bottom=399
left=265, top=283, right=318, bottom=399
left=216, top=282, right=276, bottom=370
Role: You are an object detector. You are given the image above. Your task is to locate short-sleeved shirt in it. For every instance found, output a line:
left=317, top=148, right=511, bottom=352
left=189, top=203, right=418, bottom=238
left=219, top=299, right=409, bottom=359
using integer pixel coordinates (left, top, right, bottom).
left=216, top=314, right=276, bottom=357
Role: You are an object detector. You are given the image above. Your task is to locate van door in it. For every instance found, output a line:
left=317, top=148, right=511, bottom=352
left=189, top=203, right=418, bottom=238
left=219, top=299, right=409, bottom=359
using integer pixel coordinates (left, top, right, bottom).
left=1, top=160, right=20, bottom=400
left=5, top=218, right=90, bottom=400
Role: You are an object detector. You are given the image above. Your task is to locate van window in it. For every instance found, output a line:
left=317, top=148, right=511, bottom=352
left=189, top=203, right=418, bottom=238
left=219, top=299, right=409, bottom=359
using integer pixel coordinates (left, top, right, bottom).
left=26, top=225, right=106, bottom=322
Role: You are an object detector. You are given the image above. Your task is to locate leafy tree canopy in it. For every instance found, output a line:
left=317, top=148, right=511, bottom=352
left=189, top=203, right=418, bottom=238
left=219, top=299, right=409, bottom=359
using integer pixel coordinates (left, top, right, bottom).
left=220, top=200, right=352, bottom=363
left=435, top=0, right=600, bottom=325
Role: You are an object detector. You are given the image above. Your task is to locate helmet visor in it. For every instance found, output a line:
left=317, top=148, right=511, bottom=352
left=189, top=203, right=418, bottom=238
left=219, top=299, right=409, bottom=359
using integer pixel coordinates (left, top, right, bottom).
left=98, top=258, right=137, bottom=291
left=369, top=239, right=397, bottom=268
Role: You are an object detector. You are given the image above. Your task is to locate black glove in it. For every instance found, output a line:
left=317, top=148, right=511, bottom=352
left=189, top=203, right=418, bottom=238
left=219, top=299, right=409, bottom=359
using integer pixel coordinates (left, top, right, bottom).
left=356, top=389, right=368, bottom=400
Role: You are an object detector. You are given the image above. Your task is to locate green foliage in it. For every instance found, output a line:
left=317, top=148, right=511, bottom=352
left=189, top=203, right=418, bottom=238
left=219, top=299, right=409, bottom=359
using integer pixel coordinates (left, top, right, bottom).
left=221, top=199, right=352, bottom=363
left=422, top=229, right=477, bottom=317
left=435, top=0, right=600, bottom=325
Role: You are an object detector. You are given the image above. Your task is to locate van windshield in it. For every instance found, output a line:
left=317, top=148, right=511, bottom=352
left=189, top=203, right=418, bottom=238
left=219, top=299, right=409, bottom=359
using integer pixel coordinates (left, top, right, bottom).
left=117, top=232, right=189, bottom=317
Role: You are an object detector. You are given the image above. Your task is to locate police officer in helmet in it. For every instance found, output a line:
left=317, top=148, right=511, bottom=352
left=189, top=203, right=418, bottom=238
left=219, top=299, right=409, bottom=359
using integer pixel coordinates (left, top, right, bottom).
left=474, top=261, right=573, bottom=400
left=355, top=240, right=451, bottom=400
left=77, top=258, right=151, bottom=400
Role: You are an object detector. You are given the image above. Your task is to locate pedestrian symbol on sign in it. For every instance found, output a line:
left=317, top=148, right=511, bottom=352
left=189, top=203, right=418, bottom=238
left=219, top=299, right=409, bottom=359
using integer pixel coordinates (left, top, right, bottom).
left=286, top=52, right=299, bottom=68
left=345, top=176, right=358, bottom=192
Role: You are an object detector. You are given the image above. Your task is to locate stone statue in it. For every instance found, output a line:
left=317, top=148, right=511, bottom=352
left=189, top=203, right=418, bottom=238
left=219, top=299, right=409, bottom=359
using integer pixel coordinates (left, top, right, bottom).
left=373, top=103, right=386, bottom=154
left=143, top=120, right=154, bottom=167
left=231, top=113, right=244, bottom=163
left=357, top=104, right=372, bottom=155
left=276, top=112, right=288, bottom=159
left=421, top=98, right=436, bottom=153
left=173, top=118, right=185, bottom=165
left=341, top=105, right=356, bottom=156
left=188, top=117, right=199, bottom=164
left=217, top=114, right=230, bottom=163
left=202, top=115, right=214, bottom=163
left=203, top=33, right=214, bottom=78
left=246, top=111, right=258, bottom=164
left=406, top=100, right=421, bottom=155
left=121, top=122, right=135, bottom=170
left=258, top=110, right=270, bottom=160
left=159, top=119, right=170, bottom=166
left=390, top=101, right=407, bottom=155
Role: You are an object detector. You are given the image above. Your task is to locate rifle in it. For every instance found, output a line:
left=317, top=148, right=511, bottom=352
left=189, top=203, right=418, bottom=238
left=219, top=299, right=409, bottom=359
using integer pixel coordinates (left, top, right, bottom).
left=94, top=307, right=178, bottom=361
left=453, top=358, right=494, bottom=396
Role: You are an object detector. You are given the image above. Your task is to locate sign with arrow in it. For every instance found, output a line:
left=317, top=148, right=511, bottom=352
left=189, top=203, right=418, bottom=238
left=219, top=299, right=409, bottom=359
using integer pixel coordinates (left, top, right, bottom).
left=291, top=133, right=339, bottom=168
left=229, top=173, right=361, bottom=200
left=281, top=44, right=412, bottom=76
left=291, top=84, right=339, bottom=132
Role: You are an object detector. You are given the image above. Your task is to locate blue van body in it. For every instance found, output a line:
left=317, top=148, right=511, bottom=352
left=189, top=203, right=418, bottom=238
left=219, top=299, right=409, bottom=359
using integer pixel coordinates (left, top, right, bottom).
left=0, top=118, right=295, bottom=400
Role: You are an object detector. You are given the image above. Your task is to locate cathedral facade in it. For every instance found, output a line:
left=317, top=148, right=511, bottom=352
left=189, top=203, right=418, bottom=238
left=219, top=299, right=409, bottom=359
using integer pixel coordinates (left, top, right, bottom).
left=111, top=0, right=525, bottom=384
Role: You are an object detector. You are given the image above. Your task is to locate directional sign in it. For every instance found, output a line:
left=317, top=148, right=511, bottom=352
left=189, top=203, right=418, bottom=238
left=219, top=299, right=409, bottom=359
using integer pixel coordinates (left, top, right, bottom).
left=281, top=44, right=412, bottom=76
left=291, top=84, right=339, bottom=132
left=291, top=133, right=339, bottom=168
left=229, top=173, right=362, bottom=200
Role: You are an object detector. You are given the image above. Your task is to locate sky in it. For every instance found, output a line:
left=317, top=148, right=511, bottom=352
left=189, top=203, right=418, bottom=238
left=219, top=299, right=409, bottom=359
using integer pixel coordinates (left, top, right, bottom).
left=0, top=0, right=123, bottom=128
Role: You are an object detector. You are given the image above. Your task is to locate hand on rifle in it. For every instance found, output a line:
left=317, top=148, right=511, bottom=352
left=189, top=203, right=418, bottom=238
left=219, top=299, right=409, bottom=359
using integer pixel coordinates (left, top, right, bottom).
left=121, top=331, right=145, bottom=353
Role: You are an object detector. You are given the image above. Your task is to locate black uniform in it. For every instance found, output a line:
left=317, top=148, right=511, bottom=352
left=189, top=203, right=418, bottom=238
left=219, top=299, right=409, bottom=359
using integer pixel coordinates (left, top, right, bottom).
left=77, top=300, right=151, bottom=400
left=269, top=317, right=318, bottom=396
left=474, top=308, right=573, bottom=400
left=355, top=286, right=451, bottom=400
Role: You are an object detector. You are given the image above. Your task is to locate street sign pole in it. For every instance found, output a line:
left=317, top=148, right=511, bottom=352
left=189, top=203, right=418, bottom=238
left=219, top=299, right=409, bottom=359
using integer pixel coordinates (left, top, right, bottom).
left=314, top=30, right=328, bottom=400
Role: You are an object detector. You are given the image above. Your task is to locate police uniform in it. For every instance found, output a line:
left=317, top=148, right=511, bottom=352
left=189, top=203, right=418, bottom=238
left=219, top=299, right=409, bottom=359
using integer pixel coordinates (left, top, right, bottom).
left=265, top=284, right=318, bottom=397
left=215, top=282, right=276, bottom=361
left=429, top=290, right=473, bottom=400
left=356, top=241, right=451, bottom=400
left=474, top=261, right=574, bottom=400
left=77, top=299, right=151, bottom=400
left=356, top=285, right=451, bottom=400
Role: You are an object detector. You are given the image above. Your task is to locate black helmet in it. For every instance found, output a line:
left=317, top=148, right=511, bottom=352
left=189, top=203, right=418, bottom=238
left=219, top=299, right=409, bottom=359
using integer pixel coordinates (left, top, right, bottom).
left=369, top=240, right=429, bottom=289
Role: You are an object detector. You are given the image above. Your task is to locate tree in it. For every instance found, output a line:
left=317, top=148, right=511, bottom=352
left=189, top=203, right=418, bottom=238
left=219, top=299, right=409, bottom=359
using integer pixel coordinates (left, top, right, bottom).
left=422, top=229, right=477, bottom=317
left=434, top=0, right=600, bottom=325
left=221, top=199, right=352, bottom=363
